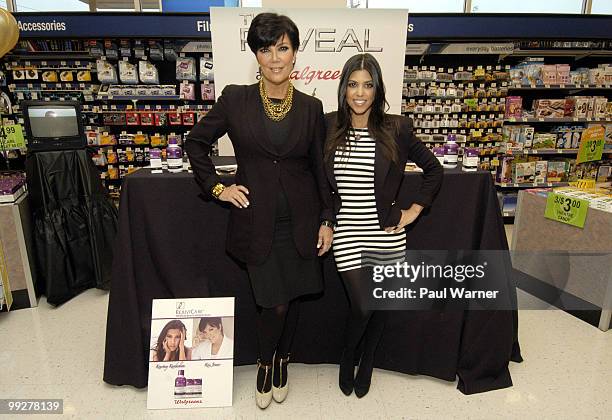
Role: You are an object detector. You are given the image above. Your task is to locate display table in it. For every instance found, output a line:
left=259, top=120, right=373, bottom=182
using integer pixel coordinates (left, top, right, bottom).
left=512, top=190, right=612, bottom=331
left=104, top=164, right=522, bottom=394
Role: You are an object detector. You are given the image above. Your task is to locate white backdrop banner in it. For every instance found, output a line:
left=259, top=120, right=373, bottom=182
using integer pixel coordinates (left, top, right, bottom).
left=210, top=7, right=409, bottom=155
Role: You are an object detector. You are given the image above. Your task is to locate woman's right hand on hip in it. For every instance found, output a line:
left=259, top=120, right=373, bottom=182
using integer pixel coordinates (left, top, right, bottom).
left=219, top=184, right=250, bottom=208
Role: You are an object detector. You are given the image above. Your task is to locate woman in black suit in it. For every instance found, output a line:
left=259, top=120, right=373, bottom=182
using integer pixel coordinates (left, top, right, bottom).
left=325, top=54, right=443, bottom=398
left=185, top=13, right=334, bottom=409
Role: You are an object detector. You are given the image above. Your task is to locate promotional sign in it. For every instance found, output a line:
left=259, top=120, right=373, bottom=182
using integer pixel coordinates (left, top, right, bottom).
left=0, top=124, right=25, bottom=150
left=147, top=297, right=234, bottom=409
left=577, top=125, right=605, bottom=164
left=210, top=7, right=408, bottom=155
left=544, top=192, right=589, bottom=228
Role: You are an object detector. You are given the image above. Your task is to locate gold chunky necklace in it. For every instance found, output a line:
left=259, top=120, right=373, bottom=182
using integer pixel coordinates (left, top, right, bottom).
left=259, top=79, right=293, bottom=122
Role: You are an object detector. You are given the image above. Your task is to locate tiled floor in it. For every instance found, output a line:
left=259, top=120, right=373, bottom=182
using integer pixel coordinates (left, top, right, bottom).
left=1, top=225, right=611, bottom=419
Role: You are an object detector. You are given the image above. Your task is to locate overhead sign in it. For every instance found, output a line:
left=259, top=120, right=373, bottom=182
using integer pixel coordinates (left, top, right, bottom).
left=429, top=43, right=515, bottom=55
left=11, top=14, right=612, bottom=40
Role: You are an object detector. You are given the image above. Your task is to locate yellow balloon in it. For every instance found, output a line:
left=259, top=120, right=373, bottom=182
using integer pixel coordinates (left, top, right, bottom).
left=0, top=8, right=20, bottom=58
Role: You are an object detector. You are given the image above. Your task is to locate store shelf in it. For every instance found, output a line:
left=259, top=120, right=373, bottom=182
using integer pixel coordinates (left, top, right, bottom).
left=508, top=84, right=612, bottom=90
left=503, top=148, right=580, bottom=155
left=405, top=79, right=508, bottom=85
left=408, top=111, right=505, bottom=116
left=504, top=118, right=612, bottom=124
left=96, top=95, right=183, bottom=101
left=495, top=181, right=569, bottom=188
left=510, top=49, right=612, bottom=57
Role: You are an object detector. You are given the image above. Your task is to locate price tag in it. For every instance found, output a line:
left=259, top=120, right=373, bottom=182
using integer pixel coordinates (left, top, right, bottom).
left=0, top=124, right=26, bottom=150
left=544, top=193, right=588, bottom=228
left=571, top=179, right=596, bottom=189
left=577, top=126, right=605, bottom=163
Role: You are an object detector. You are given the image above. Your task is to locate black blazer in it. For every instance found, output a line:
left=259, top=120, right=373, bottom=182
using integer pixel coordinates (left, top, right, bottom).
left=324, top=112, right=443, bottom=228
left=186, top=84, right=333, bottom=265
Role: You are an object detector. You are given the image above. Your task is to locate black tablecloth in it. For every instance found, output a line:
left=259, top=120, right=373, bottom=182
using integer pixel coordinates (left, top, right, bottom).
left=104, top=164, right=522, bottom=394
left=26, top=149, right=117, bottom=305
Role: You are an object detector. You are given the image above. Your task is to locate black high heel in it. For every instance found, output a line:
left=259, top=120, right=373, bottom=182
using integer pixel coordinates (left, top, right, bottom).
left=338, top=349, right=355, bottom=396
left=354, top=354, right=374, bottom=398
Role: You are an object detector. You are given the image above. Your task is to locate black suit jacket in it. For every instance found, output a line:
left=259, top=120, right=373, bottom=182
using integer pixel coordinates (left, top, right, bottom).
left=186, top=84, right=333, bottom=265
left=324, top=112, right=443, bottom=228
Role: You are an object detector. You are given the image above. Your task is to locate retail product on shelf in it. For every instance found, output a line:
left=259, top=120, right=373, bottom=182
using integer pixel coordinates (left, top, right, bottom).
left=201, top=82, right=215, bottom=100
left=533, top=99, right=566, bottom=119
left=497, top=156, right=514, bottom=183
left=547, top=161, right=569, bottom=182
left=505, top=96, right=523, bottom=118
left=432, top=146, right=445, bottom=165
left=180, top=82, right=196, bottom=100
left=166, top=137, right=183, bottom=173
left=200, top=56, right=214, bottom=81
left=532, top=133, right=557, bottom=149
left=534, top=161, right=548, bottom=183
left=176, top=56, right=197, bottom=81
left=119, top=60, right=138, bottom=84
left=443, top=134, right=458, bottom=169
left=553, top=187, right=612, bottom=213
left=462, top=147, right=479, bottom=172
left=97, top=59, right=118, bottom=84
left=138, top=60, right=160, bottom=84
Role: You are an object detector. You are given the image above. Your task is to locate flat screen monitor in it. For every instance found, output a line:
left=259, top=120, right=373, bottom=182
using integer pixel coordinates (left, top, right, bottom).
left=22, top=101, right=86, bottom=151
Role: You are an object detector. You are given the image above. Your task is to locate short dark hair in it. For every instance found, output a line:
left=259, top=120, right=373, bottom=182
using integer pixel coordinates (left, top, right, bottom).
left=198, top=317, right=223, bottom=332
left=247, top=13, right=300, bottom=54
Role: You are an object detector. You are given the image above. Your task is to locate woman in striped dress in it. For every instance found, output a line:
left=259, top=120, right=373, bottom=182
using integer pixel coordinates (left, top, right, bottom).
left=324, top=54, right=443, bottom=398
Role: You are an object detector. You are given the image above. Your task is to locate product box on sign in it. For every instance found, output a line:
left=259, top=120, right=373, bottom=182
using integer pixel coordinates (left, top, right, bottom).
left=147, top=297, right=235, bottom=410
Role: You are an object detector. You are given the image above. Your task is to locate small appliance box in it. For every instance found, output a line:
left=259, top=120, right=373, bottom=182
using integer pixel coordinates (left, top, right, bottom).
left=512, top=161, right=536, bottom=184
left=534, top=161, right=548, bottom=184
left=547, top=161, right=569, bottom=182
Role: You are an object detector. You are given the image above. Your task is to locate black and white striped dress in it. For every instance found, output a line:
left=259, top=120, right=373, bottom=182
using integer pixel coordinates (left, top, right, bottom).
left=332, top=128, right=406, bottom=272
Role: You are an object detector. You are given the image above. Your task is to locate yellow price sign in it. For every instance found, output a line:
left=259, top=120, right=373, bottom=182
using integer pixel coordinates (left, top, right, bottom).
left=544, top=193, right=589, bottom=228
left=569, top=179, right=596, bottom=189
left=577, top=126, right=605, bottom=164
left=0, top=124, right=26, bottom=150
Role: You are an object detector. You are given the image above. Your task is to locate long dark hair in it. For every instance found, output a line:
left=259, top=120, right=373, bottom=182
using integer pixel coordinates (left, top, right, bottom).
left=154, top=320, right=187, bottom=362
left=325, top=53, right=399, bottom=164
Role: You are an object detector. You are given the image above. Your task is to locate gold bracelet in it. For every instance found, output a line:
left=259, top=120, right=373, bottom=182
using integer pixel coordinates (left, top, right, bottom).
left=211, top=183, right=226, bottom=199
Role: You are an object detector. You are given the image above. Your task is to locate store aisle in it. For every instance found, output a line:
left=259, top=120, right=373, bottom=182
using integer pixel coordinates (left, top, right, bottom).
left=1, top=286, right=611, bottom=420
